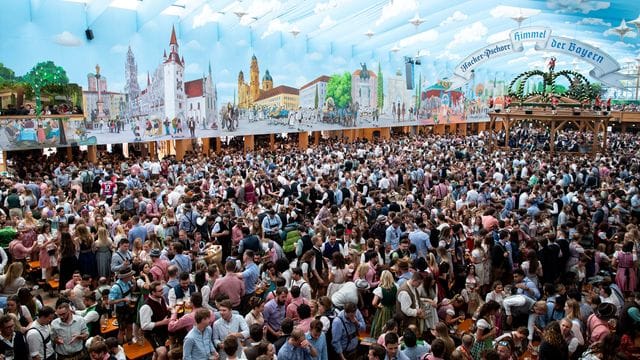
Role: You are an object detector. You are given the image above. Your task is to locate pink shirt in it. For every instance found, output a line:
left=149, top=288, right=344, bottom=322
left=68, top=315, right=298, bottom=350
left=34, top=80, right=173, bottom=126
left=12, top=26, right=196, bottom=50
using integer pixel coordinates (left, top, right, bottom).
left=353, top=263, right=379, bottom=288
left=295, top=317, right=312, bottom=333
left=587, top=314, right=611, bottom=344
left=211, top=274, right=245, bottom=307
left=168, top=307, right=215, bottom=333
left=8, top=239, right=35, bottom=260
left=150, top=259, right=170, bottom=282
left=266, top=290, right=292, bottom=308
left=286, top=297, right=309, bottom=320
left=481, top=215, right=499, bottom=231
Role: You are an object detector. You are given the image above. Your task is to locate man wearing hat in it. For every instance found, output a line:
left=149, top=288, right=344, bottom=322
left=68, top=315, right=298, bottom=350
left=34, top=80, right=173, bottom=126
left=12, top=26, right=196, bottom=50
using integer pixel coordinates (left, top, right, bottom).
left=108, top=268, right=135, bottom=344
left=587, top=302, right=617, bottom=344
left=149, top=248, right=170, bottom=282
left=140, top=281, right=171, bottom=360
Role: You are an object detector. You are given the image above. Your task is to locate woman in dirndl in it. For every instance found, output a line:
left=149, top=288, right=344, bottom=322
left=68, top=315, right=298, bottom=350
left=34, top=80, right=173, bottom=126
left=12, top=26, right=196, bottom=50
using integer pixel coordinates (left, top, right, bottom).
left=370, top=270, right=397, bottom=339
left=471, top=300, right=501, bottom=360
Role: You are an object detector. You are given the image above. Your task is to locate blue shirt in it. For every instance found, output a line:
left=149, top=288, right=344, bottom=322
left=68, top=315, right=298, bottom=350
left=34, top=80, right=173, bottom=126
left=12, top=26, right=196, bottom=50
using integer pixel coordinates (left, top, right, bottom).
left=183, top=326, right=216, bottom=360
left=516, top=277, right=540, bottom=300
left=242, top=262, right=260, bottom=294
left=108, top=280, right=132, bottom=308
left=211, top=314, right=250, bottom=353
left=263, top=298, right=286, bottom=332
left=171, top=254, right=192, bottom=275
left=386, top=351, right=411, bottom=360
left=277, top=341, right=313, bottom=360
left=402, top=344, right=430, bottom=360
left=408, top=229, right=430, bottom=258
left=331, top=310, right=365, bottom=355
left=306, top=332, right=328, bottom=360
left=385, top=225, right=402, bottom=250
left=127, top=224, right=147, bottom=242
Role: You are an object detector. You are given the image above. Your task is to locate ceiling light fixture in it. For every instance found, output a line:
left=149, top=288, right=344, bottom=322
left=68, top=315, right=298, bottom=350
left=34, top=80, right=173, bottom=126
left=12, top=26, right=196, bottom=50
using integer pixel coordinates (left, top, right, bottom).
left=611, top=19, right=633, bottom=41
left=409, top=14, right=425, bottom=28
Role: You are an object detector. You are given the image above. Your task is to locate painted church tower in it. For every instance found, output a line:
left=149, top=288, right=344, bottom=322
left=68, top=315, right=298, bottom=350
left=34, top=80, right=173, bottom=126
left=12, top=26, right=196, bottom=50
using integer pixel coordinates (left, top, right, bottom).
left=124, top=46, right=140, bottom=118
left=250, top=55, right=260, bottom=102
left=205, top=61, right=217, bottom=123
left=163, top=25, right=185, bottom=120
left=262, top=70, right=273, bottom=91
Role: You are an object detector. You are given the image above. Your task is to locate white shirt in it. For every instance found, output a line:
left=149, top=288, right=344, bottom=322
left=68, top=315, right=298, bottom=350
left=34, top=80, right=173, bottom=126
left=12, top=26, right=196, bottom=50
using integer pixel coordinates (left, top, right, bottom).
left=398, top=284, right=421, bottom=317
left=77, top=306, right=100, bottom=325
left=26, top=321, right=55, bottom=360
left=139, top=296, right=167, bottom=331
left=291, top=278, right=311, bottom=300
left=330, top=282, right=358, bottom=309
left=168, top=286, right=194, bottom=307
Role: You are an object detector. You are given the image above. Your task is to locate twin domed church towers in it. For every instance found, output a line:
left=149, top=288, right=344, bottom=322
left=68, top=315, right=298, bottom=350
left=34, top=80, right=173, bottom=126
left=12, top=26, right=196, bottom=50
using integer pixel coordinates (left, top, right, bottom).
left=237, top=55, right=273, bottom=109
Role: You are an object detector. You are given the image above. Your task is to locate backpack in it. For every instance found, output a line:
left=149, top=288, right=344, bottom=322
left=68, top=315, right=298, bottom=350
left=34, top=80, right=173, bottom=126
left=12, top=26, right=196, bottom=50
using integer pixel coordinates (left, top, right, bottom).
left=283, top=227, right=302, bottom=253
left=322, top=312, right=337, bottom=359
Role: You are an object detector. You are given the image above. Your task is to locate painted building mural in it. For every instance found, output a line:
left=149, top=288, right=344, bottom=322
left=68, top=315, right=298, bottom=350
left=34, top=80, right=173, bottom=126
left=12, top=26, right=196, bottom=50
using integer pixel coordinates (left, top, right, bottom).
left=0, top=25, right=494, bottom=150
left=0, top=0, right=636, bottom=150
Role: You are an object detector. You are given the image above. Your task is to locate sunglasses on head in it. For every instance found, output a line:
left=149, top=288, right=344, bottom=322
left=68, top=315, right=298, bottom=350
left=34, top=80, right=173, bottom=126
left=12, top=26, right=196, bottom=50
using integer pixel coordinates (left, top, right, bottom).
left=498, top=340, right=511, bottom=347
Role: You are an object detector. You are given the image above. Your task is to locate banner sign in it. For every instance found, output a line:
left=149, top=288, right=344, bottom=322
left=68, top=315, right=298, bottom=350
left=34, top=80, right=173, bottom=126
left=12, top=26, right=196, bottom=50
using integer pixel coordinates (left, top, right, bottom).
left=449, top=26, right=631, bottom=90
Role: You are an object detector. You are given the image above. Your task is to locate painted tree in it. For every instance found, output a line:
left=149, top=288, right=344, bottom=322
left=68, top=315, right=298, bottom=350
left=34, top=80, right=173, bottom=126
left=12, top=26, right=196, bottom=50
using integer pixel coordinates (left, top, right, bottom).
left=22, top=61, right=69, bottom=145
left=0, top=63, right=16, bottom=108
left=326, top=72, right=352, bottom=109
left=314, top=84, right=319, bottom=109
left=0, top=63, right=16, bottom=86
left=22, top=61, right=69, bottom=113
left=590, top=83, right=604, bottom=97
left=377, top=62, right=384, bottom=110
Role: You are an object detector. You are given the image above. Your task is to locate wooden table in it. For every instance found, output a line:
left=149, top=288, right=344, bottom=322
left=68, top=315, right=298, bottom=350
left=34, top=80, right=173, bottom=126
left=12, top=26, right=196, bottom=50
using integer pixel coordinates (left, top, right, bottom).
left=123, top=341, right=154, bottom=360
left=519, top=341, right=540, bottom=360
left=359, top=329, right=375, bottom=347
left=456, top=319, right=474, bottom=335
left=100, top=317, right=118, bottom=335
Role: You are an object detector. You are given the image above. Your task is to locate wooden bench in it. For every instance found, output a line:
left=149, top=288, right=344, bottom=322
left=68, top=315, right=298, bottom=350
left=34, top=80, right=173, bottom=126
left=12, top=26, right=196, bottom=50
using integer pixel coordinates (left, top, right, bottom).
left=47, top=279, right=59, bottom=297
left=26, top=261, right=42, bottom=283
left=123, top=341, right=154, bottom=360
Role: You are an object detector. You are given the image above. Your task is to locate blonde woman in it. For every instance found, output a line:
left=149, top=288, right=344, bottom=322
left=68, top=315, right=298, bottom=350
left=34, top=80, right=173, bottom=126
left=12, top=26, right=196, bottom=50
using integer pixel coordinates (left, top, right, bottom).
left=76, top=224, right=97, bottom=279
left=94, top=227, right=113, bottom=279
left=113, top=225, right=127, bottom=245
left=37, top=222, right=56, bottom=281
left=370, top=270, right=397, bottom=339
left=0, top=263, right=26, bottom=297
left=564, top=299, right=585, bottom=346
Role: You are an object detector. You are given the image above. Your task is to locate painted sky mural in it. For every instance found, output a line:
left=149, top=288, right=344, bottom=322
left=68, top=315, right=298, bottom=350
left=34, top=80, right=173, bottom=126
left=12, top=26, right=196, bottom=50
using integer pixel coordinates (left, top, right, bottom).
left=0, top=0, right=639, bottom=149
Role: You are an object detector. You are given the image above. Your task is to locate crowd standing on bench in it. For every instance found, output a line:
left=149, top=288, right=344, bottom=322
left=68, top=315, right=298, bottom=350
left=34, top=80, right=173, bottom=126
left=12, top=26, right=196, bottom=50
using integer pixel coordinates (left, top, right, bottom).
left=0, top=129, right=639, bottom=360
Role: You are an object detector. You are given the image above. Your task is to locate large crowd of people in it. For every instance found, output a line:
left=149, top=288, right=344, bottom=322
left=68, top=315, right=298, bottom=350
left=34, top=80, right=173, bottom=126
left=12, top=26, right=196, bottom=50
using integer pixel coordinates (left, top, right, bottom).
left=0, top=128, right=639, bottom=360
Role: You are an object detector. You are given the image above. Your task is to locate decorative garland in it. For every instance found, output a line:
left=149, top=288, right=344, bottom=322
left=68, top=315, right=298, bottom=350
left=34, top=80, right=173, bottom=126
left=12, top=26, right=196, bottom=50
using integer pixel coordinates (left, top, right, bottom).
left=507, top=68, right=595, bottom=103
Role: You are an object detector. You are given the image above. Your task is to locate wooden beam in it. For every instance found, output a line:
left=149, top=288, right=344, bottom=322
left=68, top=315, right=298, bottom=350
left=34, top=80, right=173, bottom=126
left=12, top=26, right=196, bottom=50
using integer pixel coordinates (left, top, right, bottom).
left=87, top=145, right=97, bottom=163
left=244, top=135, right=254, bottom=153
left=299, top=132, right=309, bottom=149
